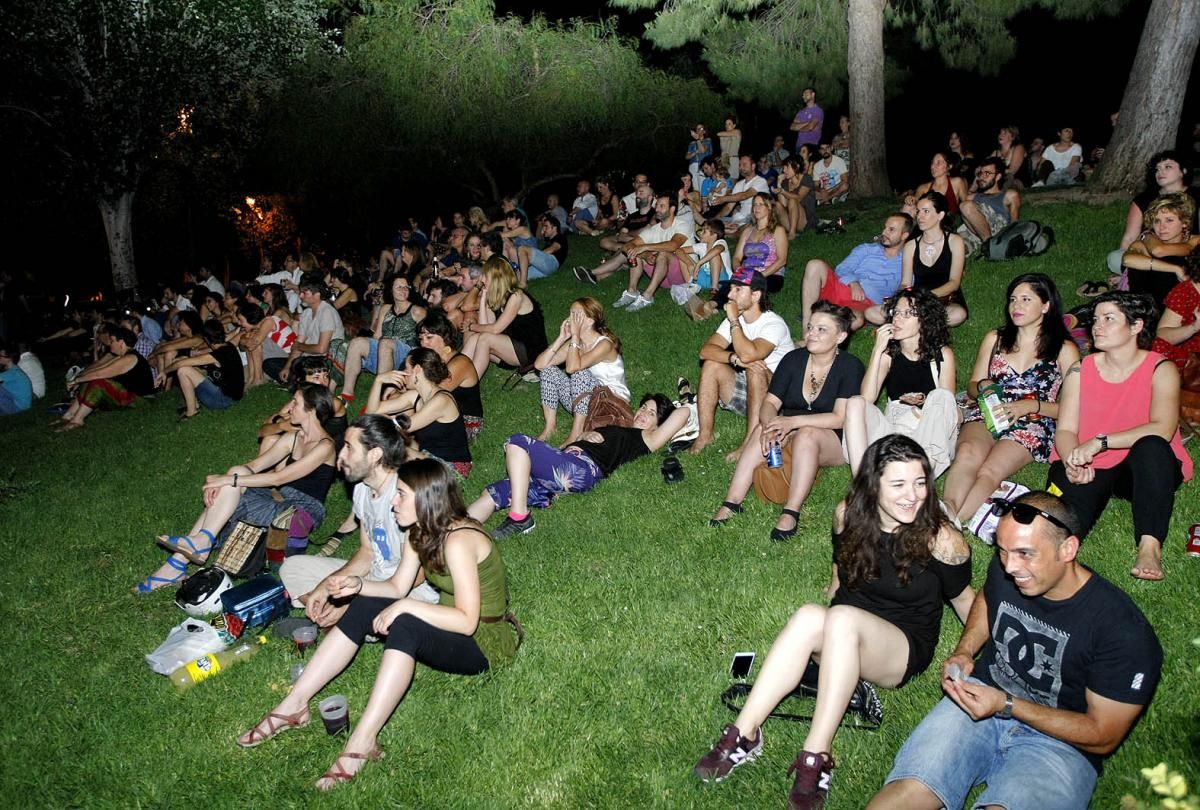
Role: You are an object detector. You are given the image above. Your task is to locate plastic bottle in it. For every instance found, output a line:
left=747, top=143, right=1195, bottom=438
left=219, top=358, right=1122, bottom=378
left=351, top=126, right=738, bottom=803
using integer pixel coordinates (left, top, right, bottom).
left=169, top=636, right=266, bottom=693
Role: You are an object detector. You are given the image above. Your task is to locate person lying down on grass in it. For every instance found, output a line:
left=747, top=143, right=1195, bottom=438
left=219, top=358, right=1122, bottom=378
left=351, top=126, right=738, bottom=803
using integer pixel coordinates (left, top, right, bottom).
left=466, top=393, right=690, bottom=539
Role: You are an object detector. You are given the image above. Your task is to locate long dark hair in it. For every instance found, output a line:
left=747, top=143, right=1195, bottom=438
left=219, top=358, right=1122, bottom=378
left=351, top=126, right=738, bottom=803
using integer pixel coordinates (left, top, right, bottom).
left=836, top=435, right=944, bottom=589
left=996, top=273, right=1069, bottom=360
left=884, top=287, right=949, bottom=364
left=398, top=457, right=475, bottom=573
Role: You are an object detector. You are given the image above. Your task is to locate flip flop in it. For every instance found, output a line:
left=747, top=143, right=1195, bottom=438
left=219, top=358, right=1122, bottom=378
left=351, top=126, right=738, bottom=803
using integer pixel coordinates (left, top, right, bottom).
left=156, top=529, right=216, bottom=565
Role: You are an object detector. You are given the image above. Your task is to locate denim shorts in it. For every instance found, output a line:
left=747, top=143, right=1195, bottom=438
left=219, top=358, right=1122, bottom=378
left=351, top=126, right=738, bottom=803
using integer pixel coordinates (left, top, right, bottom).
left=364, top=339, right=411, bottom=374
left=196, top=379, right=236, bottom=410
left=884, top=690, right=1096, bottom=810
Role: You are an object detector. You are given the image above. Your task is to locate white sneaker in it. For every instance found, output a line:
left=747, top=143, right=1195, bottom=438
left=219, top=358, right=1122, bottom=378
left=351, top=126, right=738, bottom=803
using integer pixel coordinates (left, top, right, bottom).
left=626, top=294, right=655, bottom=312
left=613, top=290, right=639, bottom=308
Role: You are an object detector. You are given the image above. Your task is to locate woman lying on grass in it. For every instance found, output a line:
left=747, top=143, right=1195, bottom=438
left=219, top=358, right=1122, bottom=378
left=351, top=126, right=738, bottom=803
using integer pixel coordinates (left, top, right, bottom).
left=467, top=393, right=690, bottom=540
left=694, top=435, right=974, bottom=809
left=134, top=384, right=337, bottom=593
left=236, top=458, right=521, bottom=790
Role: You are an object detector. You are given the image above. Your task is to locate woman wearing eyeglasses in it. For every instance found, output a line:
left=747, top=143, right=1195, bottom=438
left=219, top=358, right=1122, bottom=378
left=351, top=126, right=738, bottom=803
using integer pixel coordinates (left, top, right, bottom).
left=1048, top=291, right=1192, bottom=581
left=943, top=274, right=1078, bottom=528
left=843, top=288, right=959, bottom=478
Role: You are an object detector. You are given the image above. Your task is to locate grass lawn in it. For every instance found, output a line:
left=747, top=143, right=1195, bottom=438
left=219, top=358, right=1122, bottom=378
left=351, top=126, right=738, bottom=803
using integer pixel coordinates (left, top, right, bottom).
left=1, top=194, right=1196, bottom=808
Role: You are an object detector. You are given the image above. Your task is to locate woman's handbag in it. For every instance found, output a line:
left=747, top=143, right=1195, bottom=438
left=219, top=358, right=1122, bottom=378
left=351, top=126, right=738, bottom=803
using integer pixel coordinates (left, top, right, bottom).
left=579, top=386, right=635, bottom=432
left=213, top=521, right=268, bottom=579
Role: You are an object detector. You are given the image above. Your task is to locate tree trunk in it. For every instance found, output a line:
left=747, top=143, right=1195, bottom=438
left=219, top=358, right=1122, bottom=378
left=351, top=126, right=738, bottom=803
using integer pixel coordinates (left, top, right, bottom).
left=1090, top=0, right=1200, bottom=193
left=847, top=0, right=890, bottom=199
left=98, top=192, right=138, bottom=292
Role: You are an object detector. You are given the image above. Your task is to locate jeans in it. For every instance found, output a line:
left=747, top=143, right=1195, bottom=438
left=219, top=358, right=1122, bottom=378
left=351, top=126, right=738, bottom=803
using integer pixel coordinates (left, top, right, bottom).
left=527, top=248, right=560, bottom=279
left=884, top=691, right=1096, bottom=810
left=195, top=379, right=236, bottom=410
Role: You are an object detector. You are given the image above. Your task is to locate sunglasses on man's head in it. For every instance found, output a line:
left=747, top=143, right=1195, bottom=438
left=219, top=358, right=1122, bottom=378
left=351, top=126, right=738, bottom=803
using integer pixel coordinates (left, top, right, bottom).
left=989, top=499, right=1072, bottom=533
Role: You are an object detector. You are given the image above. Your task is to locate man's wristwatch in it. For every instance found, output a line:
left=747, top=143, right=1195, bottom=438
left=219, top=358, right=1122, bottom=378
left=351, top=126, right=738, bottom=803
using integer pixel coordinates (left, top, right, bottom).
left=997, top=692, right=1014, bottom=719
left=1095, top=433, right=1109, bottom=452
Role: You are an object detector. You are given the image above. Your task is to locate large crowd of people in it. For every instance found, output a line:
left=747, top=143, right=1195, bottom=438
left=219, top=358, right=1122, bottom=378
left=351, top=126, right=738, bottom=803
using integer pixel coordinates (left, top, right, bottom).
left=2, top=100, right=1194, bottom=807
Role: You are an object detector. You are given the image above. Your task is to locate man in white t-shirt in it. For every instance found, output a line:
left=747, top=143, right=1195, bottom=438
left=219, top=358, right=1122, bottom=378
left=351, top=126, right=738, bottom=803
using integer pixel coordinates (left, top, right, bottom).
left=567, top=179, right=600, bottom=233
left=280, top=416, right=438, bottom=626
left=718, top=155, right=771, bottom=235
left=256, top=255, right=303, bottom=313
left=610, top=194, right=696, bottom=312
left=691, top=268, right=794, bottom=461
left=812, top=142, right=850, bottom=204
left=195, top=266, right=225, bottom=296
left=280, top=277, right=344, bottom=383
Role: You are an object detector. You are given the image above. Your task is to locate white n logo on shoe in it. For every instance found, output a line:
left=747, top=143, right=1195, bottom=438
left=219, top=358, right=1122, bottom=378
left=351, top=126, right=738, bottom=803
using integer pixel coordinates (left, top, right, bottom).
left=818, top=771, right=832, bottom=790
left=728, top=747, right=749, bottom=764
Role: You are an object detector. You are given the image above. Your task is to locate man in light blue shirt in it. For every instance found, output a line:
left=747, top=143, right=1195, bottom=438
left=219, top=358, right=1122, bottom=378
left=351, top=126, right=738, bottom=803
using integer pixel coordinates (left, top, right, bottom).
left=799, top=213, right=913, bottom=332
left=0, top=341, right=33, bottom=415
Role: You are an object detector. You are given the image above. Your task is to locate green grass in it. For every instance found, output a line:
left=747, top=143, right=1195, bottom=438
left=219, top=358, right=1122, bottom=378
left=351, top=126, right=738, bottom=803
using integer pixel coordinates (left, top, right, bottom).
left=1, top=194, right=1196, bottom=808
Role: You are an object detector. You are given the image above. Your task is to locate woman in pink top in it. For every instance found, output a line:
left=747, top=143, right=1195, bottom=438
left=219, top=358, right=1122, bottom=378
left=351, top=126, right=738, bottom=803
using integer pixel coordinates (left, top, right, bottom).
left=1048, top=292, right=1191, bottom=582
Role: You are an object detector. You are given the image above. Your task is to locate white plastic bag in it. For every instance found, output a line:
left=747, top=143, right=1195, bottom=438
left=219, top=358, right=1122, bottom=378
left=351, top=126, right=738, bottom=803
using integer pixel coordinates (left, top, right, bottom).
left=967, top=481, right=1030, bottom=545
left=145, top=618, right=228, bottom=675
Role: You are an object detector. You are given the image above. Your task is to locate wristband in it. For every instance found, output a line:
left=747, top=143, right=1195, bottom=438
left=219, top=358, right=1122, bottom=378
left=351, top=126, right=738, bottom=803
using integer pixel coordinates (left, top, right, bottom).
left=232, top=473, right=238, bottom=488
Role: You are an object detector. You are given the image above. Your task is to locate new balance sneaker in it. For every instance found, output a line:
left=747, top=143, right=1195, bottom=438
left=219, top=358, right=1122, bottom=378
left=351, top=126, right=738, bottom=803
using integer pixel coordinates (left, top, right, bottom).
left=574, top=265, right=598, bottom=285
left=492, top=513, right=535, bottom=540
left=676, top=377, right=695, bottom=405
left=694, top=724, right=763, bottom=783
left=626, top=293, right=655, bottom=312
left=787, top=750, right=835, bottom=810
left=612, top=289, right=639, bottom=308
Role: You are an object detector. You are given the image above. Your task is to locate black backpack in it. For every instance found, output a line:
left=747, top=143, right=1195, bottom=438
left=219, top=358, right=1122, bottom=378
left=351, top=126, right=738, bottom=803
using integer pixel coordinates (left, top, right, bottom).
left=981, top=220, right=1055, bottom=260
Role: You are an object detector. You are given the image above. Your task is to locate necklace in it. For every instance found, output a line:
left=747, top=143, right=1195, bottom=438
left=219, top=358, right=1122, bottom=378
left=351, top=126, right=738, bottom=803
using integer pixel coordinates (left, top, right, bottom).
left=809, top=349, right=837, bottom=399
left=921, top=236, right=939, bottom=259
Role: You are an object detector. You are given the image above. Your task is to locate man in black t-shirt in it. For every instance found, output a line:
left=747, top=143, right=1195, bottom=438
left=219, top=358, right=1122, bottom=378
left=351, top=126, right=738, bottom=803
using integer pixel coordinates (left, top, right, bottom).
left=869, top=491, right=1162, bottom=810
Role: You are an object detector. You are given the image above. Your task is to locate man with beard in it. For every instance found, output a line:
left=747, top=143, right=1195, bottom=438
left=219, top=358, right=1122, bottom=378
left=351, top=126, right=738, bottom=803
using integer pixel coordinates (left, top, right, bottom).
left=611, top=194, right=697, bottom=312
left=959, top=157, right=1022, bottom=252
left=279, top=415, right=437, bottom=627
left=799, top=213, right=914, bottom=332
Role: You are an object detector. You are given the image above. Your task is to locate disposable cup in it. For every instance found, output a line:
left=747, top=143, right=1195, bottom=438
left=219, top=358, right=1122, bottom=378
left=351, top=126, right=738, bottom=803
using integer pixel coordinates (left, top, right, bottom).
left=293, top=625, right=318, bottom=656
left=318, top=694, right=350, bottom=736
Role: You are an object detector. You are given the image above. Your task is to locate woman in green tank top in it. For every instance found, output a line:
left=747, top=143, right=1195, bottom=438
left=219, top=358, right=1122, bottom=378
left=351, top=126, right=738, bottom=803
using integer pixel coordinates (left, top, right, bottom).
left=235, top=458, right=520, bottom=790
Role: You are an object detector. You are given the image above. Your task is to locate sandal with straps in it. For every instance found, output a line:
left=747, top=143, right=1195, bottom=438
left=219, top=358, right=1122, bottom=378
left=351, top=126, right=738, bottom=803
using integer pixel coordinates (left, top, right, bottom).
left=770, top=508, right=801, bottom=542
left=316, top=745, right=385, bottom=790
left=133, top=554, right=189, bottom=594
left=709, top=501, right=744, bottom=528
left=236, top=708, right=311, bottom=748
left=156, top=529, right=216, bottom=565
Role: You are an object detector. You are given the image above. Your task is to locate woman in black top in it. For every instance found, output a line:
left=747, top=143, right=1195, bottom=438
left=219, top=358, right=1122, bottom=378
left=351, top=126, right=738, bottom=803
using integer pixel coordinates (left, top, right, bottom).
left=55, top=326, right=155, bottom=432
left=900, top=191, right=968, bottom=327
left=467, top=393, right=692, bottom=539
left=367, top=348, right=472, bottom=478
left=694, top=435, right=974, bottom=808
left=163, top=318, right=245, bottom=419
left=709, top=301, right=865, bottom=541
left=417, top=311, right=484, bottom=440
left=137, top=384, right=337, bottom=592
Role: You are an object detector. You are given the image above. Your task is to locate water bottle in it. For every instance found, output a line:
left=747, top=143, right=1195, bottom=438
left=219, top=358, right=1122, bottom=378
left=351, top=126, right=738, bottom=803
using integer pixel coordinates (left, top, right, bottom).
left=169, top=637, right=265, bottom=693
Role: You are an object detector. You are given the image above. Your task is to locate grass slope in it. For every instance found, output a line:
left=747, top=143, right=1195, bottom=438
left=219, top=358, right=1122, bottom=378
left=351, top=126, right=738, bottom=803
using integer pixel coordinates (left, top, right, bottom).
left=0, top=194, right=1196, bottom=808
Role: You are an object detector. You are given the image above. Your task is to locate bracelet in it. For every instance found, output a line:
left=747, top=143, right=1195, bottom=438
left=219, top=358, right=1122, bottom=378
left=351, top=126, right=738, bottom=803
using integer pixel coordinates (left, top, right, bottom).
left=232, top=473, right=238, bottom=488
left=355, top=575, right=364, bottom=594
left=569, top=341, right=581, bottom=350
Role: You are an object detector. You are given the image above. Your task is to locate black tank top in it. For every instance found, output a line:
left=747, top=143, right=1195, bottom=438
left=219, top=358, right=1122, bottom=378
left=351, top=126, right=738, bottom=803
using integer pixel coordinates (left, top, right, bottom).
left=885, top=352, right=937, bottom=401
left=284, top=435, right=336, bottom=502
left=913, top=231, right=952, bottom=292
left=571, top=426, right=650, bottom=477
left=449, top=354, right=483, bottom=417
left=413, top=391, right=471, bottom=463
left=115, top=354, right=155, bottom=397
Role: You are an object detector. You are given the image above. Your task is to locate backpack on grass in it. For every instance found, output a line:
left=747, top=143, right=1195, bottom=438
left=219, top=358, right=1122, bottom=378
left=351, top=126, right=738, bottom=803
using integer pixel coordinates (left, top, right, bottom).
left=981, top=220, right=1055, bottom=260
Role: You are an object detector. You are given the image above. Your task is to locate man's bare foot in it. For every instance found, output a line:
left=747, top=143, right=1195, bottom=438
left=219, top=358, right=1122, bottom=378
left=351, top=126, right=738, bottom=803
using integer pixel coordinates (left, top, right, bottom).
left=1131, top=538, right=1165, bottom=581
left=688, top=436, right=713, bottom=455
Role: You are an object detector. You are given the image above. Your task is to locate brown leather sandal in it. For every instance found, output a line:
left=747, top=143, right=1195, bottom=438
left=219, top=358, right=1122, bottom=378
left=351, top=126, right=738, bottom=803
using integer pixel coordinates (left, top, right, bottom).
left=236, top=709, right=310, bottom=748
left=315, top=746, right=384, bottom=790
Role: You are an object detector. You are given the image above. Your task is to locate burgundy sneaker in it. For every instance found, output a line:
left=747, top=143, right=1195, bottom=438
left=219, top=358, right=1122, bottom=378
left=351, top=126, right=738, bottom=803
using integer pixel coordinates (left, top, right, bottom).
left=787, top=750, right=835, bottom=809
left=693, top=724, right=763, bottom=783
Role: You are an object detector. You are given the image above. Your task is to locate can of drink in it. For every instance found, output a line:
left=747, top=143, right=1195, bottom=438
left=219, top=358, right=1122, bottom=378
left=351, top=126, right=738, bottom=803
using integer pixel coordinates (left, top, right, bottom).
left=1187, top=523, right=1200, bottom=557
left=766, top=440, right=783, bottom=468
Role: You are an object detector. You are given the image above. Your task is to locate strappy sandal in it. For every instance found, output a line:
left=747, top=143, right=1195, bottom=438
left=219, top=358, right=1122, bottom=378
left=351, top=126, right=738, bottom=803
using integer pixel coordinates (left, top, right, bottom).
left=156, top=529, right=216, bottom=565
left=236, top=708, right=311, bottom=749
left=770, top=508, right=801, bottom=542
left=709, top=501, right=744, bottom=527
left=316, top=746, right=385, bottom=790
left=133, top=555, right=189, bottom=594
left=1075, top=280, right=1110, bottom=298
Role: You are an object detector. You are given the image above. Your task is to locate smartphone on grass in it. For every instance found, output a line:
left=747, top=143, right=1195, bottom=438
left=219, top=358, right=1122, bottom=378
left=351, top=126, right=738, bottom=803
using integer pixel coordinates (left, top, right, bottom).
left=729, top=652, right=755, bottom=681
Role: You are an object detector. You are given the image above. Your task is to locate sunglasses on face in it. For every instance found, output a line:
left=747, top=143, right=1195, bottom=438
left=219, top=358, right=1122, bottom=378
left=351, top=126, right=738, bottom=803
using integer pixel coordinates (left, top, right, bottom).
left=989, top=499, right=1072, bottom=533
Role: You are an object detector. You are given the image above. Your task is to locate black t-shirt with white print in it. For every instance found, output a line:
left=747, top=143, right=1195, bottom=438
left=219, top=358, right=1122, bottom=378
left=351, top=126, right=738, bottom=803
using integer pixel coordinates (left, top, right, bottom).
left=975, top=553, right=1162, bottom=772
